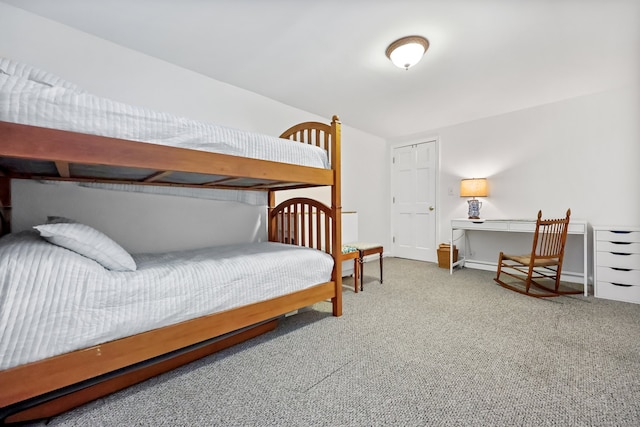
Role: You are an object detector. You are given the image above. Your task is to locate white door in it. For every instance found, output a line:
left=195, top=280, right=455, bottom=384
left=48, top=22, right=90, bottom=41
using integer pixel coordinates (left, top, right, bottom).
left=392, top=141, right=437, bottom=262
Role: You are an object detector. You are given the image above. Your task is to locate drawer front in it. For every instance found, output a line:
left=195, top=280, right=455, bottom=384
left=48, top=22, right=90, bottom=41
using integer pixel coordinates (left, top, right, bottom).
left=596, top=252, right=640, bottom=269
left=452, top=220, right=509, bottom=231
left=596, top=266, right=640, bottom=286
left=508, top=222, right=535, bottom=232
left=595, top=281, right=640, bottom=304
left=596, top=230, right=640, bottom=243
left=596, top=241, right=640, bottom=254
left=567, top=222, right=586, bottom=234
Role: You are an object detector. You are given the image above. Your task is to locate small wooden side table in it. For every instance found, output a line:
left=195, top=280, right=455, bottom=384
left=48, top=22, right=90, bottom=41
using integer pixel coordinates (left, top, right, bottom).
left=341, top=247, right=361, bottom=293
left=347, top=243, right=383, bottom=292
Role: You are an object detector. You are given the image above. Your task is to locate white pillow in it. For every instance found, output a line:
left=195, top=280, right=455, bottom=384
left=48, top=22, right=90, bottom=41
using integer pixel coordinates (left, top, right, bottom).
left=33, top=223, right=137, bottom=272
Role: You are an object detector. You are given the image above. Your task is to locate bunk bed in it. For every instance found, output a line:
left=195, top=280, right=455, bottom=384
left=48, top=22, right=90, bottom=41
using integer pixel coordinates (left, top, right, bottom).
left=0, top=60, right=342, bottom=424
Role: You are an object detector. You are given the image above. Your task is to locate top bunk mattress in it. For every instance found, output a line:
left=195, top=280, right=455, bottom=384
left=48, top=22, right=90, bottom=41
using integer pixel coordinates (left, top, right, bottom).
left=0, top=58, right=330, bottom=170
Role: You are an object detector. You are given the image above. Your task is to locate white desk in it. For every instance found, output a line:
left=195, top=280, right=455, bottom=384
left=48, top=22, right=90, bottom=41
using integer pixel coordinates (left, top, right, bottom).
left=450, top=218, right=589, bottom=296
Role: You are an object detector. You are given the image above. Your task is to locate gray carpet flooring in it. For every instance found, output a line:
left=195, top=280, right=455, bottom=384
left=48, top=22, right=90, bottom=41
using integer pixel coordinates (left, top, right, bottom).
left=35, top=258, right=640, bottom=426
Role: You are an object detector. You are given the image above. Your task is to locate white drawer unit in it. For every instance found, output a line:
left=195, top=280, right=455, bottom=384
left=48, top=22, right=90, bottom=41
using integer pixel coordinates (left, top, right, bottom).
left=593, top=226, right=640, bottom=304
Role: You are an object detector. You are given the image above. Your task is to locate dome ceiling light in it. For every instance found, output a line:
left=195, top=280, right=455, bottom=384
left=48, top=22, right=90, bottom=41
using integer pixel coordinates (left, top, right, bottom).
left=385, top=35, right=430, bottom=70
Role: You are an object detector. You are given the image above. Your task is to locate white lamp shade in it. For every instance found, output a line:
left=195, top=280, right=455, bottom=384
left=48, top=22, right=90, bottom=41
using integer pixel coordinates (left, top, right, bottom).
left=460, top=178, right=488, bottom=197
left=389, top=43, right=426, bottom=69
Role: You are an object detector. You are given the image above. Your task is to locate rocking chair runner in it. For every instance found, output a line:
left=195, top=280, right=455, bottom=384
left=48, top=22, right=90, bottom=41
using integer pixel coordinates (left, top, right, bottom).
left=494, top=209, right=580, bottom=297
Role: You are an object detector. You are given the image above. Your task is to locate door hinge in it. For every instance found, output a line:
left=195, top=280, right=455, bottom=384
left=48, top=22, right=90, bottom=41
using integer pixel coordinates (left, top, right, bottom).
left=393, top=236, right=395, bottom=243
left=392, top=196, right=395, bottom=203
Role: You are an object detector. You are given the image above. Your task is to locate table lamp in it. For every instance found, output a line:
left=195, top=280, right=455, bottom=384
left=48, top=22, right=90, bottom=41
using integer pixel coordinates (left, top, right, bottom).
left=460, top=178, right=488, bottom=219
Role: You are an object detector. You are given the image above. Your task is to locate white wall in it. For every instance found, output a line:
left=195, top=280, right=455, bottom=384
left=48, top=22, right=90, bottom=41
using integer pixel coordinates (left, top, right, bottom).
left=12, top=180, right=267, bottom=253
left=9, top=2, right=632, bottom=266
left=437, top=86, right=639, bottom=228
left=0, top=3, right=389, bottom=253
left=399, top=85, right=639, bottom=275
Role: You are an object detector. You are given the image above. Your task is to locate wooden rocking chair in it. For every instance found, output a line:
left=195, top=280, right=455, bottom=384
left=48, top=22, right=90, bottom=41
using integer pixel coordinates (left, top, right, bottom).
left=494, top=209, right=580, bottom=297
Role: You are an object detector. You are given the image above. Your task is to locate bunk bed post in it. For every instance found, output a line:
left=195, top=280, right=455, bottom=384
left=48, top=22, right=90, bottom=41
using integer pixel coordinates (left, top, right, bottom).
left=331, top=116, right=343, bottom=317
left=267, top=190, right=276, bottom=241
left=0, top=176, right=10, bottom=236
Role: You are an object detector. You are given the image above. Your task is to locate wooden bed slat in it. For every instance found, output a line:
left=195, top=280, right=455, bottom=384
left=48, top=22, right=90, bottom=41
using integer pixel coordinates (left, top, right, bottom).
left=54, top=161, right=70, bottom=178
left=203, top=176, right=241, bottom=186
left=143, top=170, right=173, bottom=183
left=245, top=180, right=288, bottom=190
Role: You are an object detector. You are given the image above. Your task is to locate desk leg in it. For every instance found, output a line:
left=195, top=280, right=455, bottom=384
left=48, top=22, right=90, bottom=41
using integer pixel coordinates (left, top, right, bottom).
left=379, top=252, right=383, bottom=284
left=450, top=228, right=454, bottom=275
left=583, top=230, right=588, bottom=296
left=353, top=258, right=359, bottom=293
left=359, top=254, right=364, bottom=292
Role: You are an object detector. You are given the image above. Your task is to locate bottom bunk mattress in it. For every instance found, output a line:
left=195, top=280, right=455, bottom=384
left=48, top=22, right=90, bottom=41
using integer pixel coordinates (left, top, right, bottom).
left=0, top=231, right=334, bottom=371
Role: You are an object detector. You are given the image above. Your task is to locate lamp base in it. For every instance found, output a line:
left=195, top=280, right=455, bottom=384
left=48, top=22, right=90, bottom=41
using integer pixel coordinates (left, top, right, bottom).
left=467, top=199, right=482, bottom=219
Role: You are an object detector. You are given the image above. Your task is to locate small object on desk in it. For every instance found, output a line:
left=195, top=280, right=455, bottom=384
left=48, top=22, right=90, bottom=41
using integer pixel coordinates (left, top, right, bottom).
left=346, top=242, right=383, bottom=292
left=460, top=178, right=488, bottom=219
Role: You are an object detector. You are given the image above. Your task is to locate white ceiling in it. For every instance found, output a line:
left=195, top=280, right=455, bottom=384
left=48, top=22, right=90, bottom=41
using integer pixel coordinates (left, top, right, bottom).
left=5, top=0, right=639, bottom=139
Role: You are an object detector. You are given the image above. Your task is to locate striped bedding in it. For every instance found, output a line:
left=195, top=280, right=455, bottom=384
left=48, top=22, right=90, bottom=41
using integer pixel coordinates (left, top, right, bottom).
left=0, top=58, right=330, bottom=205
left=0, top=58, right=329, bottom=168
left=0, top=231, right=334, bottom=370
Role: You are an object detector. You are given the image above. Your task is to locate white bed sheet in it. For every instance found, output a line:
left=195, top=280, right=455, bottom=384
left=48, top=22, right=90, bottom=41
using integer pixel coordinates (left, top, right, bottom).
left=0, top=231, right=334, bottom=370
left=0, top=58, right=330, bottom=205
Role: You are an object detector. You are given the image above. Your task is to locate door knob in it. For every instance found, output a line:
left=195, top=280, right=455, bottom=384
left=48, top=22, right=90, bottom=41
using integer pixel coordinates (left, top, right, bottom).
left=429, top=206, right=435, bottom=211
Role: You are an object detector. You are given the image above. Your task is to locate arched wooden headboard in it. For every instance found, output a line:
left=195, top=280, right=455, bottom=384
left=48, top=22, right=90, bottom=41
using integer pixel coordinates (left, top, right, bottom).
left=268, top=197, right=335, bottom=256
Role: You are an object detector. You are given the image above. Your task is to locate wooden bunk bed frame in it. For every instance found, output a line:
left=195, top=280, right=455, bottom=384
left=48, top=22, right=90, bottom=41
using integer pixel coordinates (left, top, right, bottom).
left=0, top=116, right=342, bottom=424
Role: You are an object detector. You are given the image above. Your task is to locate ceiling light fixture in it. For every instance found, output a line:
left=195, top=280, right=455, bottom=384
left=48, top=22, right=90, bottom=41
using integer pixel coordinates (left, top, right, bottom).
left=385, top=35, right=429, bottom=70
